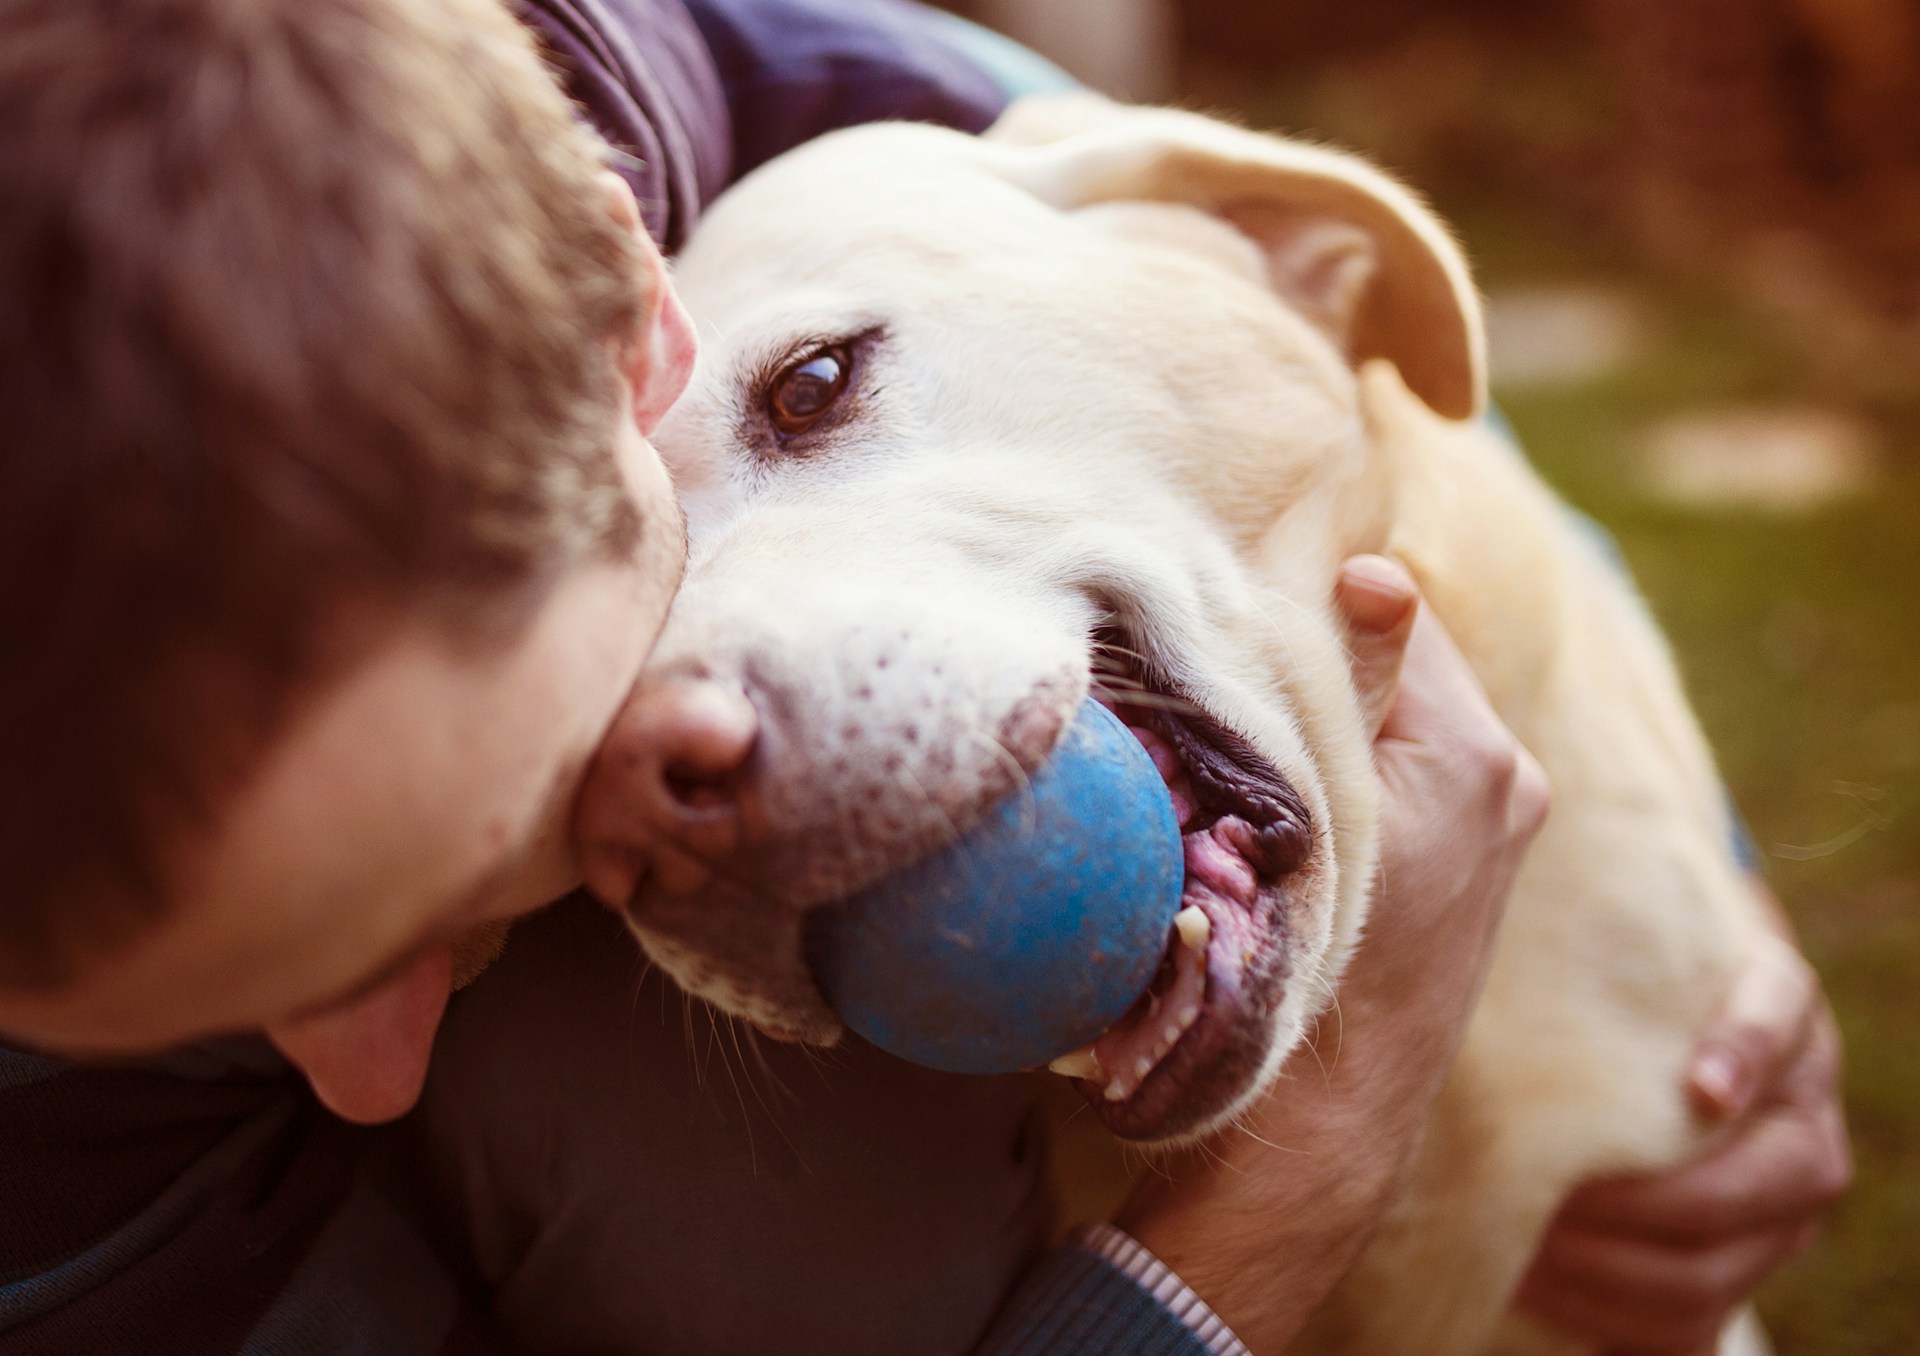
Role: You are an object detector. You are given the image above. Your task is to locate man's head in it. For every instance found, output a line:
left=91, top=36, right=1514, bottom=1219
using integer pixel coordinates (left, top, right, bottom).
left=0, top=0, right=695, bottom=1112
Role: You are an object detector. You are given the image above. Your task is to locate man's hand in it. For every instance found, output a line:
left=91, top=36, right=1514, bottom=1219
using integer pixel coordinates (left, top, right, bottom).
left=1118, top=556, right=1549, bottom=1353
left=1518, top=927, right=1852, bottom=1354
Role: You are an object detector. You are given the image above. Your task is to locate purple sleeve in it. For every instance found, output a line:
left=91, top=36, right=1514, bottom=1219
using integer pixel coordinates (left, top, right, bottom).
left=515, top=0, right=1007, bottom=248
left=514, top=0, right=733, bottom=250
left=680, top=0, right=1010, bottom=177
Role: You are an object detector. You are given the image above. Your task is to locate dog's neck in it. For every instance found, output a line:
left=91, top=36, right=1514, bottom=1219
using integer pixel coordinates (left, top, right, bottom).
left=1362, top=366, right=1574, bottom=742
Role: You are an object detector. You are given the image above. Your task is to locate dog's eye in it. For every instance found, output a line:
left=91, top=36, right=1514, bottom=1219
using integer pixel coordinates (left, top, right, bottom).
left=767, top=345, right=851, bottom=436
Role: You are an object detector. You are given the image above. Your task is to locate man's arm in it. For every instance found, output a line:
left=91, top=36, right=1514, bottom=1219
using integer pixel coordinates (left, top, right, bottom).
left=676, top=0, right=1012, bottom=177
left=513, top=0, right=1030, bottom=246
left=515, top=0, right=733, bottom=249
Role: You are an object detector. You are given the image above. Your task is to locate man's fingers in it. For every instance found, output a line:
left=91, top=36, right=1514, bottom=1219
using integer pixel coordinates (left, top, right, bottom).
left=1370, top=597, right=1550, bottom=846
left=1506, top=745, right=1551, bottom=841
left=1688, top=932, right=1818, bottom=1121
left=1518, top=1259, right=1723, bottom=1354
left=1528, top=981, right=1847, bottom=1353
left=1519, top=1217, right=1812, bottom=1353
left=1525, top=1218, right=1810, bottom=1326
left=1335, top=554, right=1418, bottom=739
left=1372, top=593, right=1509, bottom=756
left=1557, top=1098, right=1851, bottom=1241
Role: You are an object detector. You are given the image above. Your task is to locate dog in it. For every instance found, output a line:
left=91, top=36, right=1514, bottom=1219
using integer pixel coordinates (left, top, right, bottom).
left=611, top=95, right=1775, bottom=1355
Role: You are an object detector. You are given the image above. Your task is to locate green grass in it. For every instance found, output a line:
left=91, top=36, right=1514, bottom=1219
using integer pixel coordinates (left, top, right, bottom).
left=1483, top=252, right=1920, bottom=1354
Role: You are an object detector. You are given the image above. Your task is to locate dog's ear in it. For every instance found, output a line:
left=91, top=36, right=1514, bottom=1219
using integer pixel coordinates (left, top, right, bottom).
left=986, top=96, right=1484, bottom=420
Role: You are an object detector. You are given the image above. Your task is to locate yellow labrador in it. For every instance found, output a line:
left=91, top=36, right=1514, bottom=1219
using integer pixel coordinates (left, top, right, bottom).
left=632, top=95, right=1775, bottom=1355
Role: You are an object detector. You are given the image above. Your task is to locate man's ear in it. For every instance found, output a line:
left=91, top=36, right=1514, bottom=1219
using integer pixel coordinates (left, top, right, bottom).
left=984, top=98, right=1485, bottom=421
left=596, top=172, right=696, bottom=436
left=598, top=167, right=645, bottom=237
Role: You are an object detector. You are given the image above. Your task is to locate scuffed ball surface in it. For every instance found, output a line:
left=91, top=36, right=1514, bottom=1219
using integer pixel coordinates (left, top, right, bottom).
left=811, top=699, right=1184, bottom=1074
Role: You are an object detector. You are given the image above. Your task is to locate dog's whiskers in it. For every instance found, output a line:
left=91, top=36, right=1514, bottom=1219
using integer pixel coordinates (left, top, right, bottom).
left=1246, top=594, right=1311, bottom=678
left=1226, top=1111, right=1311, bottom=1157
left=704, top=1007, right=760, bottom=1174
left=964, top=727, right=1034, bottom=801
left=723, top=1012, right=813, bottom=1175
left=885, top=757, right=994, bottom=896
left=1088, top=679, right=1208, bottom=721
left=687, top=990, right=713, bottom=1089
left=1091, top=638, right=1152, bottom=667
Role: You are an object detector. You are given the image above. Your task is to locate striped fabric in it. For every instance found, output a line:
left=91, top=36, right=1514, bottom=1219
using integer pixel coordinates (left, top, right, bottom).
left=976, top=1226, right=1244, bottom=1356
left=1075, top=1224, right=1251, bottom=1356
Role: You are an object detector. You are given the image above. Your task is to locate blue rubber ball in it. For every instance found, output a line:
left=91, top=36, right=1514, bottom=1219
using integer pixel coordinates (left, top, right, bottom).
left=811, top=699, right=1185, bottom=1074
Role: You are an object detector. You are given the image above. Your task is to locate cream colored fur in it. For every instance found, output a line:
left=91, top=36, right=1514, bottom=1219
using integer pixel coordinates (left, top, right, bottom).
left=644, top=95, right=1773, bottom=1355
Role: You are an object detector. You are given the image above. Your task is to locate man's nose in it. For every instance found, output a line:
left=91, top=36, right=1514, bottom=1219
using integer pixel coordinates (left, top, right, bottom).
left=577, top=674, right=760, bottom=909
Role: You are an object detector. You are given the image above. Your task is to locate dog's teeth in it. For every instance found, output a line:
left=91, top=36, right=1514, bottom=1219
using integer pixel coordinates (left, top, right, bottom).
left=1134, top=1056, right=1153, bottom=1080
left=1162, top=1023, right=1183, bottom=1047
left=1104, top=1079, right=1131, bottom=1102
left=1174, top=906, right=1211, bottom=951
left=1177, top=1004, right=1200, bottom=1029
left=1048, top=1048, right=1104, bottom=1080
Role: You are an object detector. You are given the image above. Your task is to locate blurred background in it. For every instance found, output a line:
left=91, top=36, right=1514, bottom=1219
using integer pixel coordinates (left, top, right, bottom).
left=947, top=1, right=1918, bottom=1350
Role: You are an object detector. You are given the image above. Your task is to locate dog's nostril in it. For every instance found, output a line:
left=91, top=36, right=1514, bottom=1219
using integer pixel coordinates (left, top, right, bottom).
left=628, top=676, right=760, bottom=821
left=663, top=761, right=736, bottom=811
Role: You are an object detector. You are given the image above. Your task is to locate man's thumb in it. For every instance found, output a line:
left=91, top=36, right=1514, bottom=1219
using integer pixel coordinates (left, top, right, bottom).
left=1689, top=932, right=1817, bottom=1121
left=1336, top=555, right=1419, bottom=739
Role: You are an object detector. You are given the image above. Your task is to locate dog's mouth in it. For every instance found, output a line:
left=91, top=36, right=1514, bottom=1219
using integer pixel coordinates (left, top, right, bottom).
left=1058, top=627, right=1314, bottom=1140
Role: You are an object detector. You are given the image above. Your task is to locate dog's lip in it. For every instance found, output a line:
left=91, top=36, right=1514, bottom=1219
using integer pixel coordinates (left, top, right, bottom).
left=1072, top=637, right=1309, bottom=1139
left=1084, top=872, right=1290, bottom=1138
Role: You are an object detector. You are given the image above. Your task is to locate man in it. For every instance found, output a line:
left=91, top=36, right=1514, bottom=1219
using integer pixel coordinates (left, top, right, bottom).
left=0, top=0, right=1844, bottom=1352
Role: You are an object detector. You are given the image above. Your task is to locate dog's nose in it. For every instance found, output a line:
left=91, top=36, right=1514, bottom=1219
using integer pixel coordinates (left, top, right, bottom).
left=577, top=674, right=760, bottom=909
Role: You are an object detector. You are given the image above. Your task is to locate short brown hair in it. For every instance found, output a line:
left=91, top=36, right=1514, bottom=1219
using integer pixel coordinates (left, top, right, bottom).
left=0, top=0, right=647, bottom=984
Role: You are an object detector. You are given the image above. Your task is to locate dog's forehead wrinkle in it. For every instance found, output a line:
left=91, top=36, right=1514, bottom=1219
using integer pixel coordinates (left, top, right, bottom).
left=684, top=193, right=1030, bottom=317
left=1072, top=198, right=1274, bottom=287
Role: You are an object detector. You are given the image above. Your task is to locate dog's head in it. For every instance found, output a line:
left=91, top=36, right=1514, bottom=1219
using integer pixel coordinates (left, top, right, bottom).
left=579, top=98, right=1484, bottom=1141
